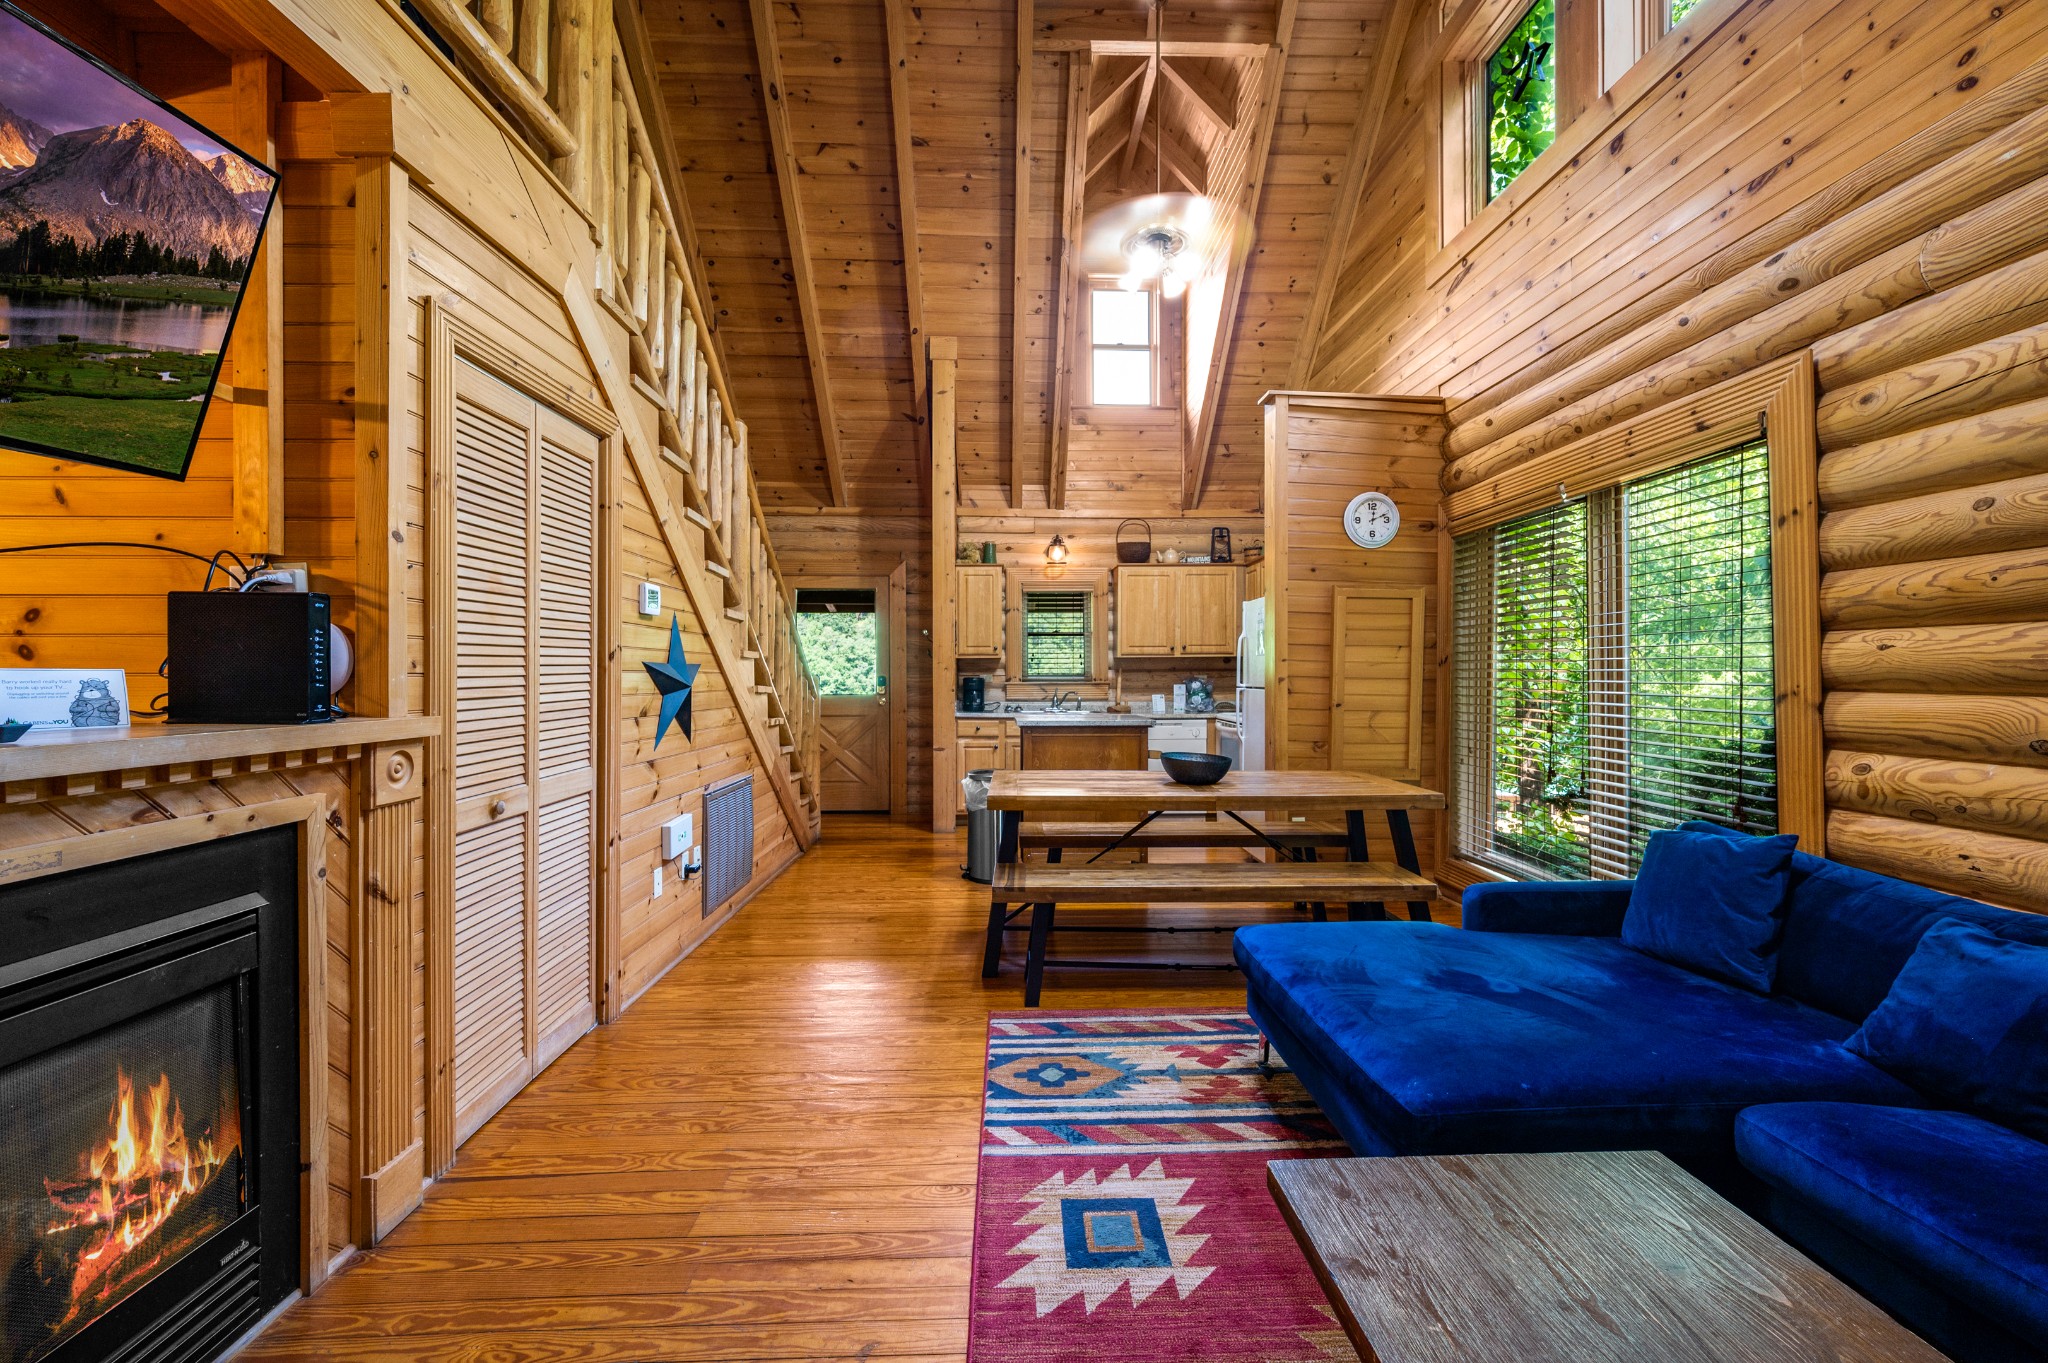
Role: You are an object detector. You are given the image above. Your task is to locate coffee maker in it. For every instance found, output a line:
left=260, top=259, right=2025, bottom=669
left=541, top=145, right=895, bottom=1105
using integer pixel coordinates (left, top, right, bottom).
left=958, top=675, right=987, bottom=712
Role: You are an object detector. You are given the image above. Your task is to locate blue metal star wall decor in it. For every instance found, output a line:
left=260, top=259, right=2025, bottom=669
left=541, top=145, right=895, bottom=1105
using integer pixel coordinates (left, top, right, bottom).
left=643, top=616, right=701, bottom=747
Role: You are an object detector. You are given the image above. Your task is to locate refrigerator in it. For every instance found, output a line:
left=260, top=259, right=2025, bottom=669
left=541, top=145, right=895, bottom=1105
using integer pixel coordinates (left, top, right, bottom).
left=1234, top=597, right=1267, bottom=772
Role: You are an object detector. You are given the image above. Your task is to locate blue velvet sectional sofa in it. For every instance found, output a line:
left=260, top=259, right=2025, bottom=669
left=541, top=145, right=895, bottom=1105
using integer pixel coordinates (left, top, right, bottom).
left=1236, top=823, right=2048, bottom=1361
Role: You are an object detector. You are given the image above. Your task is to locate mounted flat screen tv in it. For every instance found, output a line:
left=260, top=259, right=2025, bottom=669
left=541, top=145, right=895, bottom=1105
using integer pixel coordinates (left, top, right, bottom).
left=0, top=1, right=278, bottom=480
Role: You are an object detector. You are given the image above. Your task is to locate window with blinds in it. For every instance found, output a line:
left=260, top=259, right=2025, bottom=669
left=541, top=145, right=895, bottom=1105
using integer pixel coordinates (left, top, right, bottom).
left=1022, top=590, right=1092, bottom=679
left=1450, top=439, right=1775, bottom=880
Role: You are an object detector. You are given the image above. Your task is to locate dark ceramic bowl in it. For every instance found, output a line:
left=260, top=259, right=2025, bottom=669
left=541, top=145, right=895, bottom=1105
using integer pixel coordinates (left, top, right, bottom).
left=1160, top=751, right=1231, bottom=786
left=0, top=721, right=32, bottom=744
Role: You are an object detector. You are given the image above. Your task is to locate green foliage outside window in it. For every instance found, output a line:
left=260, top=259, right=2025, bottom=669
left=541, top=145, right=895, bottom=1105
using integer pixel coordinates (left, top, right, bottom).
left=1489, top=502, right=1590, bottom=876
left=1669, top=0, right=1702, bottom=24
left=1023, top=591, right=1092, bottom=679
left=1485, top=0, right=1557, bottom=201
left=795, top=611, right=878, bottom=696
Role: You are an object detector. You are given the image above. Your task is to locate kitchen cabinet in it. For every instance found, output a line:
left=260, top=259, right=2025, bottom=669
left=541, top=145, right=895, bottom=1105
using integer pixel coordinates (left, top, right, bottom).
left=956, top=717, right=1014, bottom=814
left=1178, top=570, right=1240, bottom=654
left=956, top=566, right=1005, bottom=658
left=1114, top=568, right=1179, bottom=657
left=1114, top=566, right=1241, bottom=658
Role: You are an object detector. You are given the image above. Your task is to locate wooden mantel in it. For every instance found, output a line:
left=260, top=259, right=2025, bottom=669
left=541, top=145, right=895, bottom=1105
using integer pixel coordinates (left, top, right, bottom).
left=0, top=716, right=440, bottom=799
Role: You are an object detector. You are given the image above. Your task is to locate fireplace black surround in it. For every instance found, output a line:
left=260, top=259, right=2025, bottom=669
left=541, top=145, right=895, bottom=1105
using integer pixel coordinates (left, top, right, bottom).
left=0, top=828, right=301, bottom=1363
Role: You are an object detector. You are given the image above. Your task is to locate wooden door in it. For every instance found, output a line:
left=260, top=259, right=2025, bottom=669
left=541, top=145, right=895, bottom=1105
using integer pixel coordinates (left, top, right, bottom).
left=956, top=566, right=1005, bottom=657
left=1178, top=567, right=1241, bottom=655
left=801, top=586, right=891, bottom=811
left=1329, top=586, right=1427, bottom=781
left=1115, top=568, right=1178, bottom=656
left=450, top=361, right=599, bottom=1147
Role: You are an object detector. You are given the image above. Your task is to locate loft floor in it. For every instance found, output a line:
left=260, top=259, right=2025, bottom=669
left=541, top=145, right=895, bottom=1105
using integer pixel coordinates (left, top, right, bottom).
left=239, top=815, right=1271, bottom=1362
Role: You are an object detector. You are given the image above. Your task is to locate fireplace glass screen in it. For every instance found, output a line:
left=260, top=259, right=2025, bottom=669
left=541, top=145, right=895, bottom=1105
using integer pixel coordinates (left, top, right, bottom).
left=0, top=986, right=246, bottom=1363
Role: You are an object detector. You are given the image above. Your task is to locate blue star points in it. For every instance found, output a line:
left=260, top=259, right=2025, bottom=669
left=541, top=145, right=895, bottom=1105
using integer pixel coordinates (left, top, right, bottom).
left=643, top=615, right=701, bottom=747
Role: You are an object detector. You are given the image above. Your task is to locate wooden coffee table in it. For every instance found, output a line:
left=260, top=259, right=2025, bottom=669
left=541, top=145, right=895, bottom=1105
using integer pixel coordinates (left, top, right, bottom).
left=1268, top=1150, right=1951, bottom=1363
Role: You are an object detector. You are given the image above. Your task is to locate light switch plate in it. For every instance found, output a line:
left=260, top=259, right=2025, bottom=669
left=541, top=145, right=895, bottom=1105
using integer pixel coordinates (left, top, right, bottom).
left=639, top=582, right=662, bottom=615
left=652, top=865, right=664, bottom=897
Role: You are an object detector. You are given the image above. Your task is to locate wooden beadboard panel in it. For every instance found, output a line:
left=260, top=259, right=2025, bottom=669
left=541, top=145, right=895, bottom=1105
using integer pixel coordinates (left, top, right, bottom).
left=1264, top=394, right=1446, bottom=878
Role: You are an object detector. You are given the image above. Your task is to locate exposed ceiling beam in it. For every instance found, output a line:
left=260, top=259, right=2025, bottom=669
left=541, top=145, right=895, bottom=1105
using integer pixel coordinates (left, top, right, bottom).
left=1116, top=8, right=1159, bottom=189
left=1049, top=54, right=1092, bottom=511
left=1290, top=0, right=1419, bottom=389
left=1138, top=123, right=1207, bottom=196
left=1186, top=0, right=1298, bottom=509
left=883, top=0, right=931, bottom=486
left=1088, top=58, right=1148, bottom=140
left=1034, top=8, right=1276, bottom=50
left=1009, top=0, right=1037, bottom=508
left=1160, top=57, right=1237, bottom=134
left=1081, top=39, right=1269, bottom=58
left=747, top=0, right=850, bottom=507
left=1088, top=129, right=1128, bottom=182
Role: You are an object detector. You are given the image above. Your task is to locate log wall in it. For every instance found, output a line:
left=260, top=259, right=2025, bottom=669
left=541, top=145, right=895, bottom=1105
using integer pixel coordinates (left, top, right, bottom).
left=1310, top=0, right=2048, bottom=909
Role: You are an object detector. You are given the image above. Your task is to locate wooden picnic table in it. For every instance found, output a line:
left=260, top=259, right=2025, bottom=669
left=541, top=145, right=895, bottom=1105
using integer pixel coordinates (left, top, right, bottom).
left=983, top=769, right=1445, bottom=1004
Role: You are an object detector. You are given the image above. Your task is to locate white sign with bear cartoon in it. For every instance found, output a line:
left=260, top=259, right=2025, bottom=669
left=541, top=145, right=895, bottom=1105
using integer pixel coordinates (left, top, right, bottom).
left=0, top=669, right=130, bottom=730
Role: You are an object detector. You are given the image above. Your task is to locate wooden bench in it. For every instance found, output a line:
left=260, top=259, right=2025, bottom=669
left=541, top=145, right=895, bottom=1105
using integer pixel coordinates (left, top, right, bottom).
left=989, top=861, right=1437, bottom=1006
left=1019, top=818, right=1352, bottom=852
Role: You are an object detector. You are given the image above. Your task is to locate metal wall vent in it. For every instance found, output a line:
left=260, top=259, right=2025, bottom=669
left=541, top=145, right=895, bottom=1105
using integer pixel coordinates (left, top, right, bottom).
left=703, top=774, right=755, bottom=917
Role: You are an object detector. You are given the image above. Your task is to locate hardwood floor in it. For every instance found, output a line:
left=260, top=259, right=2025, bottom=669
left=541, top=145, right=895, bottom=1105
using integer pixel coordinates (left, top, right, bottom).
left=241, top=815, right=1281, bottom=1362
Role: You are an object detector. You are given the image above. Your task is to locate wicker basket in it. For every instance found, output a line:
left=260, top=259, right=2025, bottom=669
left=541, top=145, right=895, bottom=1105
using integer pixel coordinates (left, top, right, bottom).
left=1115, top=519, right=1153, bottom=564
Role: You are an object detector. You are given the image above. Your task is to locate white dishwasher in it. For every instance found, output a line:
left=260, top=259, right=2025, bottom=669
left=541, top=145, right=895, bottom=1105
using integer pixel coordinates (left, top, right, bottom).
left=1148, top=717, right=1210, bottom=772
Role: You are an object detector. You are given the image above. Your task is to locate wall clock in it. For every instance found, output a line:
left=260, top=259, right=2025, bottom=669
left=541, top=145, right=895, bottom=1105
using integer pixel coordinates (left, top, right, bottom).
left=1343, top=491, right=1400, bottom=550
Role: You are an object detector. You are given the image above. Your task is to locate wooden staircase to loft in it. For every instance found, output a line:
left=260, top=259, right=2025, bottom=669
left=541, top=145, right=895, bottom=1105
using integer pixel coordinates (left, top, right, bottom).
left=449, top=0, right=825, bottom=843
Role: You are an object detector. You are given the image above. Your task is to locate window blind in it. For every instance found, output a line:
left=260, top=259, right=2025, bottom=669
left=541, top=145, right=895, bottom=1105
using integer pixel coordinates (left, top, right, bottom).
left=1450, top=439, right=1775, bottom=881
left=1023, top=591, right=1091, bottom=678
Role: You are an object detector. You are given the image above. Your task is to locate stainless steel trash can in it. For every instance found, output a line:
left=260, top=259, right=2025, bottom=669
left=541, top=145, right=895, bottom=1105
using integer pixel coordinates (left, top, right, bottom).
left=962, top=769, right=997, bottom=883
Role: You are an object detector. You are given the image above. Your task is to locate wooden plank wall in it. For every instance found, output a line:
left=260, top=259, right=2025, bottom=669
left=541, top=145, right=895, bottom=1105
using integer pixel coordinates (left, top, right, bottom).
left=1309, top=0, right=2048, bottom=908
left=1263, top=395, right=1443, bottom=876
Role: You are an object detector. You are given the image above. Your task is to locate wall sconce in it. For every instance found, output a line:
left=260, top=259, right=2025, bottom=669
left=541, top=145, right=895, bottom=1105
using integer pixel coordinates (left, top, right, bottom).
left=1045, top=534, right=1069, bottom=565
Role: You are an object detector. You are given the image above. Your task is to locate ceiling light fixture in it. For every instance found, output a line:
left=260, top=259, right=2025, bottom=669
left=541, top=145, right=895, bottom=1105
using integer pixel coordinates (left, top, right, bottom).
left=1045, top=534, right=1069, bottom=564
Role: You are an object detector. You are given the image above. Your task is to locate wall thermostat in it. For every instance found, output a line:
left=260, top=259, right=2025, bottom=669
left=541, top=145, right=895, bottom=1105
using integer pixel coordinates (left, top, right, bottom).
left=639, top=582, right=662, bottom=615
left=1343, top=491, right=1400, bottom=550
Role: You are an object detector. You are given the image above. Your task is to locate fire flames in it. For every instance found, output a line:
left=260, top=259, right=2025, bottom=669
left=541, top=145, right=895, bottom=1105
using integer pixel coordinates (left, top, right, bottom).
left=42, top=1067, right=240, bottom=1325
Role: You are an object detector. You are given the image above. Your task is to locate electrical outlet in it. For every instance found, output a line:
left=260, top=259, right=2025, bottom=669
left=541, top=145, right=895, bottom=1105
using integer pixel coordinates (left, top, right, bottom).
left=652, top=865, right=664, bottom=898
left=263, top=562, right=309, bottom=592
left=639, top=582, right=662, bottom=616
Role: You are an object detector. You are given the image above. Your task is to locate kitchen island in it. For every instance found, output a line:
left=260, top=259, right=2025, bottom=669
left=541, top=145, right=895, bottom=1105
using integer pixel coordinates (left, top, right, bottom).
left=1013, top=713, right=1152, bottom=771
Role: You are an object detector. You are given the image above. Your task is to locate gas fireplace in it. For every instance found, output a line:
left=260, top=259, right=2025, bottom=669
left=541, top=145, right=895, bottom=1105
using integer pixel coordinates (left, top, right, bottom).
left=0, top=827, right=302, bottom=1363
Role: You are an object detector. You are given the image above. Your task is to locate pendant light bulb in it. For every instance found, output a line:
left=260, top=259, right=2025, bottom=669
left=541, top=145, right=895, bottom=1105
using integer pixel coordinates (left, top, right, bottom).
left=1045, top=534, right=1069, bottom=565
left=1160, top=266, right=1186, bottom=300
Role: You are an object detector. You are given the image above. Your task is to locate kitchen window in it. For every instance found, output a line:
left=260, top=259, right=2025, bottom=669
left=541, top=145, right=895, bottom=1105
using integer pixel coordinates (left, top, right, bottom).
left=1090, top=287, right=1155, bottom=406
left=1021, top=590, right=1094, bottom=680
left=1450, top=439, right=1778, bottom=879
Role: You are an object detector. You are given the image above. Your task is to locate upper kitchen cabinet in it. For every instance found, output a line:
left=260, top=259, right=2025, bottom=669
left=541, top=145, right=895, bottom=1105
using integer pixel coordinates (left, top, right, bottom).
left=957, top=566, right=1005, bottom=658
left=1114, top=567, right=1242, bottom=658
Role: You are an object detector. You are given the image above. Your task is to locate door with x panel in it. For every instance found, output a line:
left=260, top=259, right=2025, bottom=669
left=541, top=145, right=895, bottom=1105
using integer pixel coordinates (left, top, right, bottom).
left=798, top=587, right=890, bottom=812
left=449, top=360, right=599, bottom=1146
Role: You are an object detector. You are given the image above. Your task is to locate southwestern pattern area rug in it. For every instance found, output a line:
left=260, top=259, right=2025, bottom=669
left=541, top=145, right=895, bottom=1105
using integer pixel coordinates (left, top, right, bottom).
left=968, top=1009, right=1361, bottom=1362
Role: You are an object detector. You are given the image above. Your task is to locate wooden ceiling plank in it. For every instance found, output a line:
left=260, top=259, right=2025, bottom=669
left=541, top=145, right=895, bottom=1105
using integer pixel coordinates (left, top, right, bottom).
left=1290, top=0, right=1414, bottom=390
left=1049, top=53, right=1092, bottom=511
left=747, top=0, right=851, bottom=507
left=1010, top=0, right=1037, bottom=508
left=1082, top=39, right=1269, bottom=58
left=1186, top=0, right=1298, bottom=508
left=883, top=0, right=930, bottom=488
left=1089, top=129, right=1129, bottom=181
left=1117, top=7, right=1160, bottom=190
left=1139, top=122, right=1208, bottom=196
left=1160, top=57, right=1237, bottom=134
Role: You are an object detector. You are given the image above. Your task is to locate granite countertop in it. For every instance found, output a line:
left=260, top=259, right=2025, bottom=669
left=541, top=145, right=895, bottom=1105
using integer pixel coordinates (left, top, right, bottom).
left=954, top=710, right=1221, bottom=723
left=1011, top=713, right=1158, bottom=728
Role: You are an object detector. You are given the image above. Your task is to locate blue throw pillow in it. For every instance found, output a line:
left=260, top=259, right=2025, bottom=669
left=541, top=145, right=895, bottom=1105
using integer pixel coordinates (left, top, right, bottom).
left=1620, top=828, right=1798, bottom=992
left=1847, top=918, right=2048, bottom=1141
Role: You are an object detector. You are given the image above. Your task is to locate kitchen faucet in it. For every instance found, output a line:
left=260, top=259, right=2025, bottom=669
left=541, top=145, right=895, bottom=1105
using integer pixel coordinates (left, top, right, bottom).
left=1048, top=689, right=1079, bottom=712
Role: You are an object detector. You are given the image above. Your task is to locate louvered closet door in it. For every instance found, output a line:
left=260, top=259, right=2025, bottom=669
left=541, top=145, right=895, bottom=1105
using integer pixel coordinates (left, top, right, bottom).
left=449, top=362, right=599, bottom=1146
